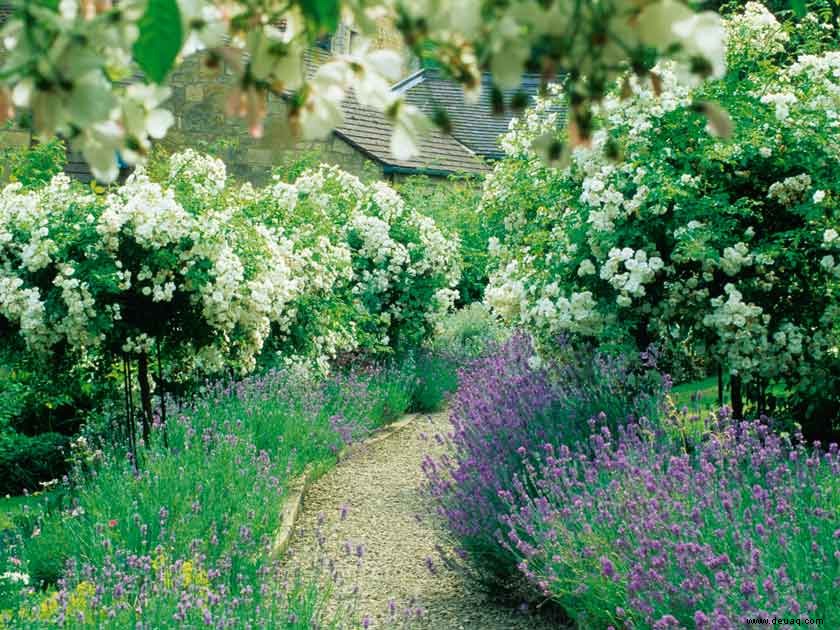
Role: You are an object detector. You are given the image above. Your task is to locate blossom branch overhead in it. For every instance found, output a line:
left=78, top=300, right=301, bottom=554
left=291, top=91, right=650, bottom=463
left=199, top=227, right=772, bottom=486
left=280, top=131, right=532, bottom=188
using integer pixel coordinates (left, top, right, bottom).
left=0, top=0, right=728, bottom=182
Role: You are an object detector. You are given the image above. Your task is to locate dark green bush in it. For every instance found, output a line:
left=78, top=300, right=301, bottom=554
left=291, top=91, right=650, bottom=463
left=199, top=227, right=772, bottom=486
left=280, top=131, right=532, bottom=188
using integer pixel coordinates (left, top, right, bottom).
left=0, top=430, right=70, bottom=495
left=410, top=352, right=459, bottom=413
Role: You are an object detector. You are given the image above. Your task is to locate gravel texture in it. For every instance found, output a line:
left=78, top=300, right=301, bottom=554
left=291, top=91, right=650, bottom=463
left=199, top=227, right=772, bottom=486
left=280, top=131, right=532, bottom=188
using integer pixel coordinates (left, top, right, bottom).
left=287, top=410, right=563, bottom=629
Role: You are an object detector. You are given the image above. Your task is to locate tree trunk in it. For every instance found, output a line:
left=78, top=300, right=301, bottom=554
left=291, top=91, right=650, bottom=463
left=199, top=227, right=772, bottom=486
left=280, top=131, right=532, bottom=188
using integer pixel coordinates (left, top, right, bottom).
left=156, top=339, right=168, bottom=448
left=137, top=351, right=154, bottom=445
left=730, top=373, right=743, bottom=419
left=123, top=353, right=137, bottom=462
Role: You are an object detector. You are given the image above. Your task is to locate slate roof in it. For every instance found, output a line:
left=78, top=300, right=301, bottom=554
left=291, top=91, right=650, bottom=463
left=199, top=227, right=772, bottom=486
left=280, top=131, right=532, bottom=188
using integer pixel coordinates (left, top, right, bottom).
left=333, top=68, right=565, bottom=174
left=335, top=94, right=488, bottom=176
left=396, top=69, right=565, bottom=160
left=300, top=50, right=487, bottom=176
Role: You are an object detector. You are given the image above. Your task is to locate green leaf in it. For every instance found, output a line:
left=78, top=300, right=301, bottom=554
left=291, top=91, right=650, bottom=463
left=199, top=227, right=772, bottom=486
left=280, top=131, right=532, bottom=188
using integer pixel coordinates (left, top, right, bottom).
left=133, top=0, right=183, bottom=84
left=790, top=0, right=808, bottom=18
left=300, top=0, right=340, bottom=34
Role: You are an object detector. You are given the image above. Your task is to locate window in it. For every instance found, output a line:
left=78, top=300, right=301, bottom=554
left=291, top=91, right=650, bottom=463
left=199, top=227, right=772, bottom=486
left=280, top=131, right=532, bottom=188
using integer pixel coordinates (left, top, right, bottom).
left=315, top=34, right=332, bottom=52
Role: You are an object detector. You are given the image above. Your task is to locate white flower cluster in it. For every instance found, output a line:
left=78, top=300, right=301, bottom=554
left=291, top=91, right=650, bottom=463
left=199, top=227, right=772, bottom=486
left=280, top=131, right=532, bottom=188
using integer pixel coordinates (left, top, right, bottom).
left=168, top=148, right=227, bottom=199
left=0, top=274, right=52, bottom=351
left=254, top=163, right=459, bottom=362
left=726, top=2, right=788, bottom=59
left=53, top=263, right=99, bottom=349
left=0, top=154, right=310, bottom=373
left=767, top=173, right=812, bottom=206
left=526, top=287, right=602, bottom=336
left=0, top=571, right=29, bottom=586
left=760, top=92, right=798, bottom=122
left=756, top=46, right=840, bottom=154
left=599, top=248, right=664, bottom=304
left=785, top=51, right=840, bottom=112
left=499, top=83, right=565, bottom=157
left=702, top=284, right=769, bottom=375
left=99, top=170, right=193, bottom=250
left=485, top=261, right=526, bottom=321
left=720, top=242, right=753, bottom=277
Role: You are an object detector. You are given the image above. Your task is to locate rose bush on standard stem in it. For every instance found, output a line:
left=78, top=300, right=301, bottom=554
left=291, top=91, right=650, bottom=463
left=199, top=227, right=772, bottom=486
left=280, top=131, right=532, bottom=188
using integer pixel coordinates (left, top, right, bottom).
left=482, top=4, right=840, bottom=434
left=0, top=150, right=460, bottom=446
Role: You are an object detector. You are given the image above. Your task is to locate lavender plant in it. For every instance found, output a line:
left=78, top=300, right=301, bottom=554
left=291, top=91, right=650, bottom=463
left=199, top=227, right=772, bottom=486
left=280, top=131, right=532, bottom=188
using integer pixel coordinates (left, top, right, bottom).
left=500, top=413, right=840, bottom=628
left=10, top=527, right=360, bottom=628
left=423, top=334, right=667, bottom=591
left=0, top=359, right=421, bottom=626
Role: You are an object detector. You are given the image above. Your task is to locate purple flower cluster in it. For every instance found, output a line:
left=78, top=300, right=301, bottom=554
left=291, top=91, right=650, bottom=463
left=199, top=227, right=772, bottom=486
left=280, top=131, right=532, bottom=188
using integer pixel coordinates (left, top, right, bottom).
left=499, top=414, right=840, bottom=627
left=423, top=333, right=667, bottom=587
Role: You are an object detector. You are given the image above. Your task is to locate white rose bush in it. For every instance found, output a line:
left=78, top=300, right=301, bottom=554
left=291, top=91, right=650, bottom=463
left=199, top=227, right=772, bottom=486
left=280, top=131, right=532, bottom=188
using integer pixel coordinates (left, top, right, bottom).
left=482, top=4, right=840, bottom=432
left=0, top=149, right=459, bottom=448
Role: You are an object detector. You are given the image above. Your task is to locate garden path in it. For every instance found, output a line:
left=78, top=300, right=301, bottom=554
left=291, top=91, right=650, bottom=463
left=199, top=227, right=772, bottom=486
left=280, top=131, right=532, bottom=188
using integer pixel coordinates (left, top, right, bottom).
left=287, top=411, right=562, bottom=629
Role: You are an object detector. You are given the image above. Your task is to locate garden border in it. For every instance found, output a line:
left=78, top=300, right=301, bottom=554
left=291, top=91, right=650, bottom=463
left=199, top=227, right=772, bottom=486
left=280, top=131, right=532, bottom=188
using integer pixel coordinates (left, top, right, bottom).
left=270, top=413, right=420, bottom=558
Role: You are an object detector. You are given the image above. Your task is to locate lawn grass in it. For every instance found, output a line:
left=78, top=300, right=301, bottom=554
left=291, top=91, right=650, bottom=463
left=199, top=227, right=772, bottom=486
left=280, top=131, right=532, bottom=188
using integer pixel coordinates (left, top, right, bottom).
left=670, top=375, right=788, bottom=415
left=670, top=375, right=721, bottom=411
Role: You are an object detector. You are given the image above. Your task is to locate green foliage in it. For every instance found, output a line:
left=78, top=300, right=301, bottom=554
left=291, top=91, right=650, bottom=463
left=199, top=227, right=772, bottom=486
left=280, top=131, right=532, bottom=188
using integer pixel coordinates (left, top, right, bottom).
left=703, top=0, right=839, bottom=26
left=1, top=139, right=66, bottom=188
left=133, top=0, right=183, bottom=83
left=300, top=0, right=341, bottom=34
left=408, top=352, right=458, bottom=413
left=409, top=304, right=511, bottom=413
left=270, top=150, right=329, bottom=183
left=430, top=303, right=510, bottom=359
left=397, top=174, right=491, bottom=304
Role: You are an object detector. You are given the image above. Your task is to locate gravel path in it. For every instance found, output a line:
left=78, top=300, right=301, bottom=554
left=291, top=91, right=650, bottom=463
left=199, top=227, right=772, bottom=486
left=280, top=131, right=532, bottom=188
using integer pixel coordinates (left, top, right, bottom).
left=287, top=411, right=562, bottom=629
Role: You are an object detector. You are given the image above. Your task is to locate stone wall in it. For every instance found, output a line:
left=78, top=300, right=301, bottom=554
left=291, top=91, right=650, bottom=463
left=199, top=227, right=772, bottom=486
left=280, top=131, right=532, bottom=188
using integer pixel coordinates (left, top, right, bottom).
left=161, top=53, right=380, bottom=185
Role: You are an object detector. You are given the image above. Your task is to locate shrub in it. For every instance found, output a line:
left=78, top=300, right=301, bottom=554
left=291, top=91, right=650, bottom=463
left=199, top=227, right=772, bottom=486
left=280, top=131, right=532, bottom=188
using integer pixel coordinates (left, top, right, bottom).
left=499, top=414, right=840, bottom=628
left=1, top=139, right=66, bottom=188
left=408, top=352, right=459, bottom=413
left=423, top=334, right=667, bottom=591
left=429, top=303, right=509, bottom=360
left=409, top=304, right=511, bottom=413
left=397, top=175, right=490, bottom=305
left=481, top=4, right=840, bottom=432
left=245, top=164, right=461, bottom=361
left=0, top=431, right=68, bottom=496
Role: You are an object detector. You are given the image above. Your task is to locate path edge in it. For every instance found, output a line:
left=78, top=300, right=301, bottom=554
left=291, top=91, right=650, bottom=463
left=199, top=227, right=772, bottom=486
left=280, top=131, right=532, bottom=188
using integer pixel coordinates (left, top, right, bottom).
left=270, top=412, right=420, bottom=559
